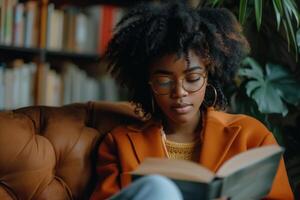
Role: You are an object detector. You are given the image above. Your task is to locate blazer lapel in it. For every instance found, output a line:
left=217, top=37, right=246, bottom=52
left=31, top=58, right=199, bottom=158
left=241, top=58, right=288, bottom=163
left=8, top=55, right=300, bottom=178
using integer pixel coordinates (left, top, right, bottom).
left=125, top=109, right=242, bottom=172
left=199, top=109, right=241, bottom=172
left=126, top=122, right=166, bottom=164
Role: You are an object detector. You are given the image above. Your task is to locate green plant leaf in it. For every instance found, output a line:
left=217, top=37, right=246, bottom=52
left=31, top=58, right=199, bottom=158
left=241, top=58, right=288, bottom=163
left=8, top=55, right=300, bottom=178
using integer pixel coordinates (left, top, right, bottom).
left=208, top=0, right=221, bottom=7
left=250, top=80, right=288, bottom=116
left=277, top=81, right=300, bottom=105
left=265, top=63, right=290, bottom=80
left=239, top=0, right=248, bottom=25
left=272, top=0, right=282, bottom=30
left=284, top=5, right=299, bottom=59
left=273, top=0, right=283, bottom=14
left=230, top=87, right=266, bottom=123
left=239, top=58, right=300, bottom=116
left=239, top=57, right=264, bottom=80
left=283, top=0, right=299, bottom=27
left=254, top=0, right=263, bottom=30
left=297, top=28, right=300, bottom=48
left=265, top=63, right=300, bottom=105
left=229, top=84, right=283, bottom=141
left=283, top=19, right=291, bottom=51
left=244, top=80, right=262, bottom=96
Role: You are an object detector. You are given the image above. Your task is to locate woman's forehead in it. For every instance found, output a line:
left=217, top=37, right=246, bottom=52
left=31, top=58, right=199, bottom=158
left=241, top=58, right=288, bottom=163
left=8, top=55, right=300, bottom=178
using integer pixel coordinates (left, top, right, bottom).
left=149, top=51, right=206, bottom=73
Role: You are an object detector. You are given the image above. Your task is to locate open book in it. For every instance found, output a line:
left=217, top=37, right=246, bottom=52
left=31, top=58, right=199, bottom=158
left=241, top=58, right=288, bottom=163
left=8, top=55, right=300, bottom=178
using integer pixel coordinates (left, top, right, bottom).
left=131, top=145, right=283, bottom=200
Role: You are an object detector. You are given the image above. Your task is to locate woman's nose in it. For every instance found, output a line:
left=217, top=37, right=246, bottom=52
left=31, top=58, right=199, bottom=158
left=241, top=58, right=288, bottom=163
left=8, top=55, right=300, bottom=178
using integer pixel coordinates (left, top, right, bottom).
left=171, top=80, right=188, bottom=98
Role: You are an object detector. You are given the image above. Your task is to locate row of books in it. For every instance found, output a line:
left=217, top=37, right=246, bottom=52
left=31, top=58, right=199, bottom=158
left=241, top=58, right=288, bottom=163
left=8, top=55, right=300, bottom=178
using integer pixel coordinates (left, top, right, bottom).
left=46, top=4, right=125, bottom=54
left=0, top=0, right=125, bottom=55
left=0, top=60, right=36, bottom=109
left=0, top=60, right=121, bottom=110
left=0, top=0, right=38, bottom=47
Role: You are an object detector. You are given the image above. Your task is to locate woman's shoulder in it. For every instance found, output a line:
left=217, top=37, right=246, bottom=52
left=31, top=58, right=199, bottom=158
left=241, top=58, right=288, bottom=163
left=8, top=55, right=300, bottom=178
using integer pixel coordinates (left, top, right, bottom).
left=207, top=108, right=271, bottom=134
left=101, top=120, right=161, bottom=148
left=108, top=119, right=160, bottom=137
left=210, top=109, right=262, bottom=123
left=100, top=125, right=137, bottom=145
left=207, top=109, right=275, bottom=146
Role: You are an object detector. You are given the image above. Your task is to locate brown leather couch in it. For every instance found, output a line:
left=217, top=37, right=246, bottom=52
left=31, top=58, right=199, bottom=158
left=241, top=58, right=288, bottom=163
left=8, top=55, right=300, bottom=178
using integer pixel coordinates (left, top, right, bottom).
left=0, top=101, right=140, bottom=200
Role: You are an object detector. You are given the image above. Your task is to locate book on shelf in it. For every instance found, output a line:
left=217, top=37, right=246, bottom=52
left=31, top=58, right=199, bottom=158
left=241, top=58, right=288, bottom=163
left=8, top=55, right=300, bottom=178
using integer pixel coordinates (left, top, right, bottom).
left=39, top=0, right=48, bottom=48
left=23, top=1, right=38, bottom=48
left=60, top=62, right=101, bottom=105
left=0, top=60, right=36, bottom=110
left=46, top=8, right=64, bottom=50
left=62, top=8, right=76, bottom=51
left=0, top=63, right=4, bottom=110
left=75, top=12, right=88, bottom=52
left=97, top=5, right=125, bottom=55
left=0, top=64, right=5, bottom=109
left=44, top=66, right=62, bottom=106
left=12, top=3, right=25, bottom=46
left=3, top=0, right=14, bottom=45
left=131, top=145, right=283, bottom=200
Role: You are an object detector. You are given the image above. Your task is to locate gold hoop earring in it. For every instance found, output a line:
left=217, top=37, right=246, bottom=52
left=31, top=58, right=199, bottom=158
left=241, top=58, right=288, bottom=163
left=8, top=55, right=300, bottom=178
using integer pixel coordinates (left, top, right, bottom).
left=204, top=84, right=217, bottom=108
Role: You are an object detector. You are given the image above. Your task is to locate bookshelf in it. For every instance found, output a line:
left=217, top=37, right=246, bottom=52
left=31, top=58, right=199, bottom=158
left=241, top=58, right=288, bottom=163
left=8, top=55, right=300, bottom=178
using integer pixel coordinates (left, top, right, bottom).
left=0, top=0, right=129, bottom=110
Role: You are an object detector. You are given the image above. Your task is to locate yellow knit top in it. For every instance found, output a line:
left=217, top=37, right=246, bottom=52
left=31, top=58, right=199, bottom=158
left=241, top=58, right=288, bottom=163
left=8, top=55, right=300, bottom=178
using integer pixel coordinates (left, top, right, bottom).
left=165, top=139, right=200, bottom=162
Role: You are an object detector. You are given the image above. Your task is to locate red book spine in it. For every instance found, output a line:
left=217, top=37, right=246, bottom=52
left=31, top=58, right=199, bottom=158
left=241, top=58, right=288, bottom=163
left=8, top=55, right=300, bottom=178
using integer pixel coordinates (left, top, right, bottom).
left=98, top=5, right=116, bottom=55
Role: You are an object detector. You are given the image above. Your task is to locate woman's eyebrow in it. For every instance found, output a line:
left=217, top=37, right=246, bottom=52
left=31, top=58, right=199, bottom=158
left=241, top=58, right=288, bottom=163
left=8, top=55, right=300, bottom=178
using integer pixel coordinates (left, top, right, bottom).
left=152, top=66, right=204, bottom=75
left=184, top=66, right=205, bottom=73
left=152, top=69, right=172, bottom=75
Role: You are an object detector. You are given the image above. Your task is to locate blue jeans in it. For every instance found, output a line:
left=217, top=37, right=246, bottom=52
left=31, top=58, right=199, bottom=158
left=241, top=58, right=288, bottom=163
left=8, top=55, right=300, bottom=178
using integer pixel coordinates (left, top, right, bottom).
left=110, top=175, right=183, bottom=200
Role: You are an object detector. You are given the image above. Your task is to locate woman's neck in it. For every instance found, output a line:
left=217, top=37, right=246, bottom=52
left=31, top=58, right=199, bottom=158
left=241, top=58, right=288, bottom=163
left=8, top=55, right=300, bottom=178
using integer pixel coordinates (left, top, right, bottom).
left=163, top=111, right=201, bottom=143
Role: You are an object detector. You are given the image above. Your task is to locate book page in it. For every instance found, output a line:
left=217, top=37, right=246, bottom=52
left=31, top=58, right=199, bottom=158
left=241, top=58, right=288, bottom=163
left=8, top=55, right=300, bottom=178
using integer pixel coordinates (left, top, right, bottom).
left=131, top=158, right=215, bottom=183
left=216, top=145, right=283, bottom=177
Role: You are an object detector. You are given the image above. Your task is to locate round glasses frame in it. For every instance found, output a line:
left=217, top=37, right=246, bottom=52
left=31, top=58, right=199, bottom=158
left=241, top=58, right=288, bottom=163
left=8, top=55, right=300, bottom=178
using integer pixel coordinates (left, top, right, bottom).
left=148, top=73, right=207, bottom=95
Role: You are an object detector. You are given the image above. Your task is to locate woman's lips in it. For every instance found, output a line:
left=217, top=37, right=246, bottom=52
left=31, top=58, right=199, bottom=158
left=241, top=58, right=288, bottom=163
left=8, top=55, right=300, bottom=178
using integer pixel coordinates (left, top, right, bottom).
left=171, top=104, right=192, bottom=114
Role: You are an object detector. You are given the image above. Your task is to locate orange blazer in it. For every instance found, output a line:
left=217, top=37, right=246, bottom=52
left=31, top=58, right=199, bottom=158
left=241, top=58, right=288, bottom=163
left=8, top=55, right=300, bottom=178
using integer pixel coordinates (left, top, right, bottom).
left=90, top=108, right=294, bottom=200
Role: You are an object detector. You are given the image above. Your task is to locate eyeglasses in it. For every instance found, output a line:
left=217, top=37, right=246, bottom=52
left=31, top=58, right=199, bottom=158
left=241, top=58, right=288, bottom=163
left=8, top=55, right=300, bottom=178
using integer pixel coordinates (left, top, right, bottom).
left=149, top=72, right=207, bottom=95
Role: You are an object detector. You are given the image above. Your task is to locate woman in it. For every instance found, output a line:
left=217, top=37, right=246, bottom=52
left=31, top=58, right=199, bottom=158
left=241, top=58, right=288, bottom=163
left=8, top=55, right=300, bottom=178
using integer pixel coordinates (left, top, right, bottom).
left=90, top=1, right=293, bottom=199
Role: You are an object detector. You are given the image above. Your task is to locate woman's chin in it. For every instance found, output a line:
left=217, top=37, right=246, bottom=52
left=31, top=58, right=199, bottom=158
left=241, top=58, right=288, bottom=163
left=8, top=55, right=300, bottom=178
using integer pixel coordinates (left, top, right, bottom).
left=163, top=108, right=200, bottom=125
left=169, top=113, right=195, bottom=124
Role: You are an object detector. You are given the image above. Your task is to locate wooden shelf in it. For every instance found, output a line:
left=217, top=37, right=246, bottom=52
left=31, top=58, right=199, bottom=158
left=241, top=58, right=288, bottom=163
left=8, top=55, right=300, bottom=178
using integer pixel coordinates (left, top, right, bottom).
left=0, top=45, right=41, bottom=54
left=0, top=45, right=101, bottom=63
left=0, top=45, right=41, bottom=62
left=46, top=50, right=101, bottom=62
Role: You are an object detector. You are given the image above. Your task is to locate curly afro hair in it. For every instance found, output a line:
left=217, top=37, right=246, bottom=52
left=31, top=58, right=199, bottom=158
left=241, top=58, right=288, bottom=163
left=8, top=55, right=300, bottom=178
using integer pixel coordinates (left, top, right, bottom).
left=104, top=1, right=250, bottom=116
